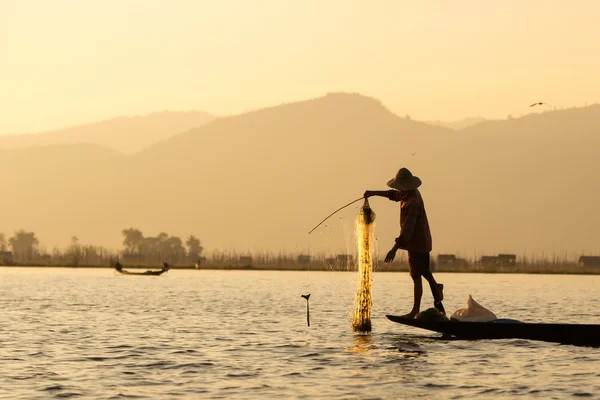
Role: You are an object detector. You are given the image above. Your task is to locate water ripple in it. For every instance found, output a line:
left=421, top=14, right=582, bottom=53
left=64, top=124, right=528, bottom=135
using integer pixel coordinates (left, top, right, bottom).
left=0, top=269, right=599, bottom=399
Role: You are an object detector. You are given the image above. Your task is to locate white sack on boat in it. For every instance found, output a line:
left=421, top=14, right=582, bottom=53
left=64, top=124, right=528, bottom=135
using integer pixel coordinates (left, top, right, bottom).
left=450, top=295, right=497, bottom=322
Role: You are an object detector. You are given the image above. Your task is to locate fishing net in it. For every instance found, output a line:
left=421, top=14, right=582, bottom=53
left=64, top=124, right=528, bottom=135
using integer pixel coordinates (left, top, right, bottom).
left=352, top=199, right=376, bottom=333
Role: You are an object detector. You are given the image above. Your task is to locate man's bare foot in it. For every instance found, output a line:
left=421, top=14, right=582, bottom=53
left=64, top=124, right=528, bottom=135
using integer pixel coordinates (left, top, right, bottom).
left=399, top=311, right=418, bottom=319
left=436, top=283, right=444, bottom=302
left=434, top=301, right=446, bottom=315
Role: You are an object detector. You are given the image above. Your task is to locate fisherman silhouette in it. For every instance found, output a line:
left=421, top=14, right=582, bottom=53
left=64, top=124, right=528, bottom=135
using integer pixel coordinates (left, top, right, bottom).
left=364, top=168, right=445, bottom=318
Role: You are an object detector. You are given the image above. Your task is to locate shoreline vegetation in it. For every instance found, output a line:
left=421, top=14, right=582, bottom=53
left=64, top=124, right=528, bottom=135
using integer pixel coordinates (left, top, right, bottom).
left=0, top=228, right=598, bottom=275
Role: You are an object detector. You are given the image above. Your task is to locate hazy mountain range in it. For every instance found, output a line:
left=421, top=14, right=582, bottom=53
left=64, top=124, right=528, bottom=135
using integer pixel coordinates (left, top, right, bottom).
left=425, top=117, right=486, bottom=130
left=1, top=93, right=598, bottom=257
left=0, top=111, right=215, bottom=154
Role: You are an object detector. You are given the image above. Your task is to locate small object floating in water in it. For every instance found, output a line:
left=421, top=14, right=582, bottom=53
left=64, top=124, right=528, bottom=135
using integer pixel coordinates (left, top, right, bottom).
left=301, top=294, right=311, bottom=327
left=386, top=314, right=600, bottom=347
left=115, top=261, right=169, bottom=276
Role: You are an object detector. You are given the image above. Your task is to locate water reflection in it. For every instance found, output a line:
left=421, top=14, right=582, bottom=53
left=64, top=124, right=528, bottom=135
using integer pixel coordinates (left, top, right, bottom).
left=389, top=335, right=427, bottom=359
left=346, top=333, right=374, bottom=353
left=346, top=332, right=428, bottom=361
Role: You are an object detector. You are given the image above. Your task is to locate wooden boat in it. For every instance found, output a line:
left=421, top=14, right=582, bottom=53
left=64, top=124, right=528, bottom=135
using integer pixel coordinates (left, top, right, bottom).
left=386, top=315, right=600, bottom=347
left=115, top=261, right=169, bottom=276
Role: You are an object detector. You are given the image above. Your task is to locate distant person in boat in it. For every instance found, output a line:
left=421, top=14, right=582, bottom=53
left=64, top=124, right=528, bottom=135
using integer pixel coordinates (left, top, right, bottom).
left=364, top=167, right=445, bottom=318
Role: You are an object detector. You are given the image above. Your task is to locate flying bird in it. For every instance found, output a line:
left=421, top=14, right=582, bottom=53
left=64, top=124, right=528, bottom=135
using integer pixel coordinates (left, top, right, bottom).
left=530, top=102, right=551, bottom=108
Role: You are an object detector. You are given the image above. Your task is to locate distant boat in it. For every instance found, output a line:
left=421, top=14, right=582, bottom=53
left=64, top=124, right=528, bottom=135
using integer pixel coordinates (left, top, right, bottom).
left=115, top=261, right=169, bottom=276
left=387, top=315, right=600, bottom=347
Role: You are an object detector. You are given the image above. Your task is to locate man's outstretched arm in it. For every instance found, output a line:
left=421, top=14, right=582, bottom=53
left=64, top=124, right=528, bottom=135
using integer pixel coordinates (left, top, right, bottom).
left=364, top=190, right=402, bottom=201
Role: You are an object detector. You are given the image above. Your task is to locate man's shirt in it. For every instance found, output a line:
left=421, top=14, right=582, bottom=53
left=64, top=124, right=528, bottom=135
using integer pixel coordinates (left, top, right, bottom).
left=390, top=189, right=432, bottom=253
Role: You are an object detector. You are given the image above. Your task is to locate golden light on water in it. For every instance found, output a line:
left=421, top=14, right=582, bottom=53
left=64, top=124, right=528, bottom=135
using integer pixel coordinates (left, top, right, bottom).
left=352, top=200, right=375, bottom=333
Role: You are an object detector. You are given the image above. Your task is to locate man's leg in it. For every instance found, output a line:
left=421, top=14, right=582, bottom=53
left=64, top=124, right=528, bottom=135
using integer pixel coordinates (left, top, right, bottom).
left=423, top=271, right=445, bottom=314
left=401, top=253, right=423, bottom=318
left=419, top=253, right=445, bottom=314
left=422, top=270, right=443, bottom=302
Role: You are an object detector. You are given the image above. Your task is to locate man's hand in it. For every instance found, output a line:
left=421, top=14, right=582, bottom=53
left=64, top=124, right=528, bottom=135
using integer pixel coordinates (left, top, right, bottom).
left=363, top=190, right=374, bottom=198
left=384, top=247, right=397, bottom=263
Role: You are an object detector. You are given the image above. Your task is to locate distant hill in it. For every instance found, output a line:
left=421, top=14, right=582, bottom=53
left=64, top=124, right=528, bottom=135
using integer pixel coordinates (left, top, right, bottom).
left=460, top=104, right=600, bottom=139
left=0, top=111, right=215, bottom=154
left=426, top=117, right=486, bottom=130
left=0, top=93, right=598, bottom=258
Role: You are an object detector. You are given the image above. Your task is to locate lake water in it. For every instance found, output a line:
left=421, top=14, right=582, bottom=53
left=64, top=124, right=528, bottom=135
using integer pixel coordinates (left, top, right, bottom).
left=0, top=268, right=599, bottom=399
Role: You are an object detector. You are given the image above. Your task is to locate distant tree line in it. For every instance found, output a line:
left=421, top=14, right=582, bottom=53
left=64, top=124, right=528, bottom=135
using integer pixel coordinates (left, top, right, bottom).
left=0, top=228, right=204, bottom=267
left=1, top=230, right=40, bottom=261
left=0, top=230, right=115, bottom=266
left=0, top=228, right=597, bottom=274
left=121, top=228, right=203, bottom=265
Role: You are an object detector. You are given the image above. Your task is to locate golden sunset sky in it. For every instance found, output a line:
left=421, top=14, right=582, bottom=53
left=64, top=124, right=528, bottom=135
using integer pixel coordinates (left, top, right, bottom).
left=1, top=0, right=599, bottom=133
